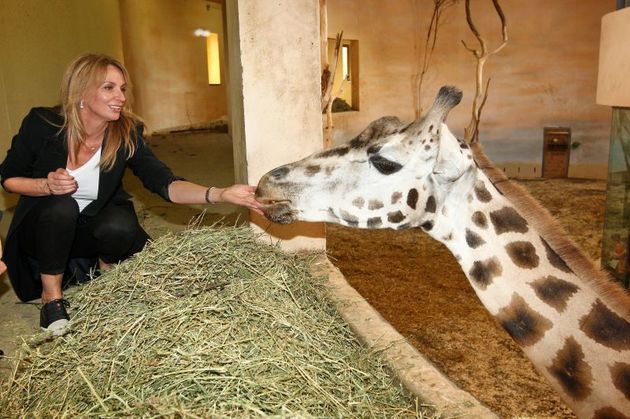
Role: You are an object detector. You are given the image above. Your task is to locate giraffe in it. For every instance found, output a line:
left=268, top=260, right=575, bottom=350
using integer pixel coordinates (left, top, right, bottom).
left=256, top=86, right=630, bottom=419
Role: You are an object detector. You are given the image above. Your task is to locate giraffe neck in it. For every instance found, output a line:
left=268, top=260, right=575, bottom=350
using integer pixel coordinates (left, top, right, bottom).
left=426, top=168, right=630, bottom=418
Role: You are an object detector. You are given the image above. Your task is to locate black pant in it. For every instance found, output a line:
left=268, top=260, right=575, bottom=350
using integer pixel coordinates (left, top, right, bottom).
left=18, top=195, right=146, bottom=275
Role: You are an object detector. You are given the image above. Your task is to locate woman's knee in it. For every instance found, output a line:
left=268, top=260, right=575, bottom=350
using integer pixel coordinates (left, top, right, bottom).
left=39, top=196, right=79, bottom=226
left=93, top=205, right=139, bottom=244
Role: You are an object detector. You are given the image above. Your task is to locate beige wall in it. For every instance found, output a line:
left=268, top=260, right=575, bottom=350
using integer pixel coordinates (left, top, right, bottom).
left=0, top=0, right=123, bottom=210
left=327, top=0, right=615, bottom=173
left=119, top=0, right=228, bottom=133
left=227, top=0, right=326, bottom=250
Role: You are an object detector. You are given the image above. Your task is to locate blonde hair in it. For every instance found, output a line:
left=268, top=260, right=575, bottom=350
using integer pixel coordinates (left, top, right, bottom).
left=60, top=53, right=139, bottom=171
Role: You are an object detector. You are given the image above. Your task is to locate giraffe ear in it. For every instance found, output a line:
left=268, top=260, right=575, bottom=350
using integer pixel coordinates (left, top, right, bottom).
left=433, top=123, right=469, bottom=183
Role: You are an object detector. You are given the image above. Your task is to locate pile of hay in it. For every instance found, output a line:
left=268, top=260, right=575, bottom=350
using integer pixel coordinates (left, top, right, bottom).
left=0, top=225, right=430, bottom=417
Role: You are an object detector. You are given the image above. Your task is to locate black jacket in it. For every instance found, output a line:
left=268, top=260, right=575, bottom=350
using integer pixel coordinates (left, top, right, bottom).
left=0, top=107, right=181, bottom=301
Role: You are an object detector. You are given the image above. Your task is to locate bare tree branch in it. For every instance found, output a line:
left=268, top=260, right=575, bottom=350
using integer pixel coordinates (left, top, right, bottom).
left=463, top=0, right=508, bottom=144
left=472, top=77, right=491, bottom=143
left=321, top=32, right=344, bottom=149
left=413, top=0, right=459, bottom=118
left=321, top=32, right=343, bottom=112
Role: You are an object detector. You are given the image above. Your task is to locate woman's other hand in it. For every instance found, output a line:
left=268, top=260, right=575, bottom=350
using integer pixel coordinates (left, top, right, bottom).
left=47, top=168, right=78, bottom=195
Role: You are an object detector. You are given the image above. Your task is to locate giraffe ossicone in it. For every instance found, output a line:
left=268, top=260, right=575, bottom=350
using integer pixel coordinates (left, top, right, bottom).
left=256, top=86, right=630, bottom=418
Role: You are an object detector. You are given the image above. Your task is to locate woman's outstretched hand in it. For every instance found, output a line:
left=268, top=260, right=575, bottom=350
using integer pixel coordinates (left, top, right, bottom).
left=215, top=184, right=264, bottom=215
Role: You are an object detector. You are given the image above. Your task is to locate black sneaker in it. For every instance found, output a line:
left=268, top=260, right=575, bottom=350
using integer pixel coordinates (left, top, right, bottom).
left=40, top=299, right=71, bottom=335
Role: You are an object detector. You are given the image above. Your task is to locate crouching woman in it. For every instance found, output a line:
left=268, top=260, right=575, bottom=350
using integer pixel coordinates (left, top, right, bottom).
left=0, top=53, right=262, bottom=334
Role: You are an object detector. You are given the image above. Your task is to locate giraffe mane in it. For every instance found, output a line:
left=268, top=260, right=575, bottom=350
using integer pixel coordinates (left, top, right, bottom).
left=470, top=142, right=630, bottom=319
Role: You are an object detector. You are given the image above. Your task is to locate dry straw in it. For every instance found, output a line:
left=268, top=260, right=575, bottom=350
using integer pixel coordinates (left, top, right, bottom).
left=0, top=225, right=434, bottom=417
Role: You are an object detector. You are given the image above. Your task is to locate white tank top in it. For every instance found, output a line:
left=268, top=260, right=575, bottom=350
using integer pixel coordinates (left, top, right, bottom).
left=67, top=148, right=101, bottom=212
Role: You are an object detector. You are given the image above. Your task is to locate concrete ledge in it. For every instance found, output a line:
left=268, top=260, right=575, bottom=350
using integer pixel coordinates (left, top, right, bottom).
left=312, top=255, right=497, bottom=418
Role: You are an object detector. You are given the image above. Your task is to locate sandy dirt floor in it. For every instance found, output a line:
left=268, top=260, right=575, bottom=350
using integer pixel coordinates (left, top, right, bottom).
left=327, top=178, right=608, bottom=419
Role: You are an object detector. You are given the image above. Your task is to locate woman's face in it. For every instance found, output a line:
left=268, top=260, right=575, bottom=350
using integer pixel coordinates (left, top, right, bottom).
left=81, top=64, right=127, bottom=125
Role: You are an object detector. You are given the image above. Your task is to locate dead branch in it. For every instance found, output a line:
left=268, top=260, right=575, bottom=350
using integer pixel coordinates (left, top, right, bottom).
left=321, top=32, right=343, bottom=149
left=320, top=0, right=329, bottom=97
left=320, top=0, right=328, bottom=69
left=462, top=0, right=507, bottom=143
left=321, top=32, right=343, bottom=112
left=413, top=0, right=460, bottom=118
left=473, top=77, right=491, bottom=140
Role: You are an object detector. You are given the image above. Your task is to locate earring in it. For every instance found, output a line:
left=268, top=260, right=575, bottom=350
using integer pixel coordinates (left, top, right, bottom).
left=79, top=100, right=84, bottom=109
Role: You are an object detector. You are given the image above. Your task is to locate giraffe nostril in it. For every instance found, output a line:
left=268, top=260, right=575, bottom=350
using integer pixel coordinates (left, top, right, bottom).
left=270, top=166, right=290, bottom=180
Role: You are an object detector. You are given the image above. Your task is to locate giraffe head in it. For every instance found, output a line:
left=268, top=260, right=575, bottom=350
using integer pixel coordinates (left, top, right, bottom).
left=257, top=86, right=471, bottom=229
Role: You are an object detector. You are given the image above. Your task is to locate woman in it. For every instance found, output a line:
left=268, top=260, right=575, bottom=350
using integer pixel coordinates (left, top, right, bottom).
left=0, top=53, right=262, bottom=334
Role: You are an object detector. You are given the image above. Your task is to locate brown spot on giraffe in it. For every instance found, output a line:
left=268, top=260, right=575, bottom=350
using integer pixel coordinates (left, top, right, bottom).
left=340, top=210, right=359, bottom=227
left=352, top=197, right=365, bottom=209
left=592, top=407, right=629, bottom=419
left=547, top=336, right=593, bottom=401
left=472, top=211, right=488, bottom=229
left=469, top=256, right=502, bottom=290
left=465, top=228, right=486, bottom=249
left=579, top=299, right=630, bottom=351
left=610, top=362, right=630, bottom=400
left=387, top=210, right=406, bottom=224
left=425, top=196, right=436, bottom=213
left=407, top=188, right=419, bottom=209
left=474, top=180, right=492, bottom=202
left=317, top=146, right=349, bottom=158
left=496, top=293, right=553, bottom=347
left=391, top=191, right=402, bottom=204
left=490, top=206, right=529, bottom=235
left=367, top=217, right=382, bottom=229
left=505, top=241, right=540, bottom=269
left=530, top=276, right=580, bottom=313
left=368, top=199, right=384, bottom=210
left=349, top=138, right=364, bottom=149
left=541, top=238, right=573, bottom=274
left=305, top=165, right=321, bottom=176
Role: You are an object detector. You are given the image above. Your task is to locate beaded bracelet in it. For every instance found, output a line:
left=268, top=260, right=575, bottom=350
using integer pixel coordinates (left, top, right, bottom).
left=205, top=186, right=216, bottom=204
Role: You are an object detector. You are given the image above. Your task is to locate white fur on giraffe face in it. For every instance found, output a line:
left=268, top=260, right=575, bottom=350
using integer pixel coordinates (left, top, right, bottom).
left=433, top=123, right=473, bottom=183
left=256, top=129, right=473, bottom=228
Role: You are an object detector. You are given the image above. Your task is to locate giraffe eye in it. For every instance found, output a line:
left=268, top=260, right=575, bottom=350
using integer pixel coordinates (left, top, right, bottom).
left=369, top=154, right=403, bottom=175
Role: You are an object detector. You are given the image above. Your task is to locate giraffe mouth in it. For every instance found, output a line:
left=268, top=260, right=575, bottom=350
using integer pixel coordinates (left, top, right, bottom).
left=256, top=198, right=297, bottom=224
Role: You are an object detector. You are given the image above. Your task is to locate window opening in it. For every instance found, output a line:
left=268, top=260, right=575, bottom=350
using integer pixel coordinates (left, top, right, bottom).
left=328, top=39, right=359, bottom=112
